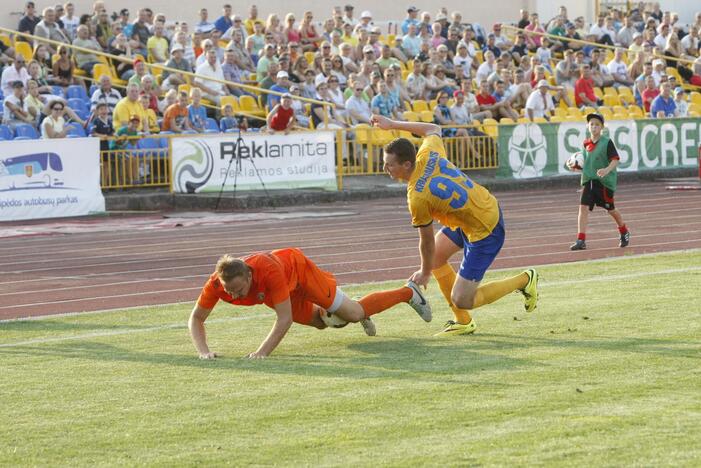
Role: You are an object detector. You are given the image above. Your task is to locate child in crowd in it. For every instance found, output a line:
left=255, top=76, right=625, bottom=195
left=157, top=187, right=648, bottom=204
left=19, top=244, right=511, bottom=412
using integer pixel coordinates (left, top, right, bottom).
left=188, top=88, right=207, bottom=133
left=673, top=87, right=689, bottom=117
left=140, top=93, right=160, bottom=134
left=220, top=104, right=245, bottom=131
left=536, top=37, right=553, bottom=72
left=90, top=102, right=114, bottom=151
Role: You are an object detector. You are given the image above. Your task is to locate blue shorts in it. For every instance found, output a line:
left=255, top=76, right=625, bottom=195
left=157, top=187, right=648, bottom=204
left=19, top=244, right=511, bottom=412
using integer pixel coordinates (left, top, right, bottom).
left=440, top=210, right=505, bottom=282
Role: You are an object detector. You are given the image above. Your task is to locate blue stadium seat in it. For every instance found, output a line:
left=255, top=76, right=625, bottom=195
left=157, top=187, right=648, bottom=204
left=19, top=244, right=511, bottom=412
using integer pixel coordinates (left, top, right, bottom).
left=14, top=124, right=39, bottom=139
left=204, top=118, right=220, bottom=133
left=67, top=98, right=89, bottom=113
left=65, top=122, right=86, bottom=137
left=13, top=135, right=32, bottom=140
left=66, top=85, right=89, bottom=100
left=88, top=84, right=99, bottom=96
left=51, top=85, right=64, bottom=97
left=0, top=124, right=13, bottom=140
left=137, top=136, right=166, bottom=158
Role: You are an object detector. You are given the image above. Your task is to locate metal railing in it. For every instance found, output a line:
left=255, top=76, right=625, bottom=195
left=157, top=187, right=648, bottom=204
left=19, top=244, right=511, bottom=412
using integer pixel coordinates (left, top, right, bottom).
left=98, top=126, right=500, bottom=191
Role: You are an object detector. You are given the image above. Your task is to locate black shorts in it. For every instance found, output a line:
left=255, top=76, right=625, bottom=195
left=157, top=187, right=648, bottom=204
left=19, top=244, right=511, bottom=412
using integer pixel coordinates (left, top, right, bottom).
left=581, top=180, right=615, bottom=211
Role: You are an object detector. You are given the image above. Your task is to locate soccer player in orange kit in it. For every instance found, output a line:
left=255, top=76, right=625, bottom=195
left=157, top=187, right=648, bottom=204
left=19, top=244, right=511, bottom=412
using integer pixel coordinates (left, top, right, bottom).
left=189, top=248, right=432, bottom=359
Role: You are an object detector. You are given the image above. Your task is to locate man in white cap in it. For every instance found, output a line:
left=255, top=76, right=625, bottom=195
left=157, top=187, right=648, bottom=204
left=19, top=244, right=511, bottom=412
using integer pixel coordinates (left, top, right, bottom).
left=359, top=10, right=373, bottom=31
left=267, top=70, right=290, bottom=108
left=161, top=44, right=192, bottom=90
left=673, top=87, right=688, bottom=117
left=525, top=79, right=555, bottom=121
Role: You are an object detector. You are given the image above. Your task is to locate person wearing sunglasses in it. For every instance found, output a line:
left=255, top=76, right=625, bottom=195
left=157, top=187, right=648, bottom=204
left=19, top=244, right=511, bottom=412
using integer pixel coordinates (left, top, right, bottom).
left=40, top=100, right=68, bottom=139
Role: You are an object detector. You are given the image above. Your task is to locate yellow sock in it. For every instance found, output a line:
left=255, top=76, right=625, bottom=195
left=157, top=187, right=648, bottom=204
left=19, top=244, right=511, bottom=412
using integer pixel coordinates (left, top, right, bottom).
left=432, top=263, right=472, bottom=324
left=472, top=272, right=529, bottom=309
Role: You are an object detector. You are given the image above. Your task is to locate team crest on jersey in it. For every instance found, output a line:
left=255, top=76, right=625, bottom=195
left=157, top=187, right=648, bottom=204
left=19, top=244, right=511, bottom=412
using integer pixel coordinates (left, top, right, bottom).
left=257, top=292, right=265, bottom=301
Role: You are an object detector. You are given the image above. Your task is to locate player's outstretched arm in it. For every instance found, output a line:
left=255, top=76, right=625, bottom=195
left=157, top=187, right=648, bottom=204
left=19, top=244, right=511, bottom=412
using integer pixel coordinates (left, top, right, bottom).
left=370, top=114, right=441, bottom=137
left=247, top=298, right=294, bottom=359
left=410, top=224, right=436, bottom=287
left=189, top=304, right=218, bottom=359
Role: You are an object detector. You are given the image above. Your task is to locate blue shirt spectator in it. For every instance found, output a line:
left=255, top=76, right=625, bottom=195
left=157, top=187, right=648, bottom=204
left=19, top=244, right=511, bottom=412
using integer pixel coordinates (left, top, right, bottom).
left=220, top=116, right=239, bottom=131
left=187, top=103, right=208, bottom=132
left=649, top=86, right=676, bottom=118
left=401, top=8, right=420, bottom=35
left=214, top=6, right=233, bottom=34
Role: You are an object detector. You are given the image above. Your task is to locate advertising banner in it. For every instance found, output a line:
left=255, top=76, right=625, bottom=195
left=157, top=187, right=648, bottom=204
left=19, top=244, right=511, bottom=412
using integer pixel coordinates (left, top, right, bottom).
left=171, top=131, right=337, bottom=193
left=0, top=138, right=105, bottom=221
left=498, top=118, right=701, bottom=179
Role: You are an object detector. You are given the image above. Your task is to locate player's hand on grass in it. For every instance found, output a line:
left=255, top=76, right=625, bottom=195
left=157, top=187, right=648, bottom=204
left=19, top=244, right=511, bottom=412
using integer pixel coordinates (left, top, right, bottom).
left=199, top=352, right=219, bottom=360
left=246, top=351, right=268, bottom=359
left=409, top=269, right=431, bottom=288
left=370, top=114, right=392, bottom=130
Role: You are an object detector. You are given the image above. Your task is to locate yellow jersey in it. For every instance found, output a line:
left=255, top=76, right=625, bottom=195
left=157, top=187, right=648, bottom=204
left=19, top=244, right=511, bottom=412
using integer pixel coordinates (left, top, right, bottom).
left=407, top=135, right=500, bottom=242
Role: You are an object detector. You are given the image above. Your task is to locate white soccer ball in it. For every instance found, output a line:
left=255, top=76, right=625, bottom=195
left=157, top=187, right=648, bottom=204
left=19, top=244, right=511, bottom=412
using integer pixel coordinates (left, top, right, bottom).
left=320, top=310, right=349, bottom=328
left=568, top=152, right=585, bottom=170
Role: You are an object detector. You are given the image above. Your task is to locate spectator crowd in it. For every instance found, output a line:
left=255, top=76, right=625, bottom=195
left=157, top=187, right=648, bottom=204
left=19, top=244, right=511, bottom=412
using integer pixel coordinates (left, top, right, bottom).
left=1, top=1, right=700, bottom=144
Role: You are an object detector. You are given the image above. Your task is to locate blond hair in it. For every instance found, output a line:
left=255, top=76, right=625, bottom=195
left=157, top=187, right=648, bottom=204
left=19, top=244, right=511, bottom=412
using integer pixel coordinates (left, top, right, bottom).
left=215, top=254, right=250, bottom=283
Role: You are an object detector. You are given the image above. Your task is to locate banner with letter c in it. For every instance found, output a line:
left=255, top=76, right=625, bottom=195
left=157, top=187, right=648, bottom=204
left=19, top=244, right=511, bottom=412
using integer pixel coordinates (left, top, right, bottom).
left=0, top=137, right=105, bottom=222
left=170, top=131, right=337, bottom=193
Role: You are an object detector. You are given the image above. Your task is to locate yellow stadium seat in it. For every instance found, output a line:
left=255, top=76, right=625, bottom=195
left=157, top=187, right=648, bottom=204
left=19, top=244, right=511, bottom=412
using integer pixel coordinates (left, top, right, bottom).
left=92, top=63, right=112, bottom=81
left=549, top=116, right=564, bottom=122
left=688, top=103, right=701, bottom=114
left=482, top=118, right=498, bottom=137
left=604, top=95, right=621, bottom=107
left=612, top=113, right=627, bottom=120
left=690, top=92, right=701, bottom=105
left=178, top=84, right=191, bottom=94
left=14, top=41, right=32, bottom=62
left=517, top=117, right=531, bottom=123
left=412, top=100, right=429, bottom=112
left=603, top=87, right=618, bottom=96
left=533, top=117, right=547, bottom=123
left=564, top=115, right=581, bottom=122
left=371, top=128, right=396, bottom=145
left=220, top=95, right=240, bottom=111
left=239, top=94, right=266, bottom=117
left=499, top=117, right=515, bottom=124
left=613, top=105, right=627, bottom=115
left=567, top=107, right=582, bottom=117
left=0, top=34, right=12, bottom=48
left=403, top=111, right=419, bottom=122
left=553, top=108, right=567, bottom=118
left=398, top=130, right=420, bottom=144
left=419, top=110, right=434, bottom=123
left=593, top=87, right=604, bottom=99
left=666, top=67, right=682, bottom=84
left=689, top=111, right=700, bottom=117
left=429, top=99, right=438, bottom=110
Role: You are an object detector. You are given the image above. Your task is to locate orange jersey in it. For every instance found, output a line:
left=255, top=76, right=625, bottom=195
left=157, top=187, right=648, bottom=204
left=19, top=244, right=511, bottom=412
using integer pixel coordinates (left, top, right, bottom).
left=197, top=248, right=337, bottom=324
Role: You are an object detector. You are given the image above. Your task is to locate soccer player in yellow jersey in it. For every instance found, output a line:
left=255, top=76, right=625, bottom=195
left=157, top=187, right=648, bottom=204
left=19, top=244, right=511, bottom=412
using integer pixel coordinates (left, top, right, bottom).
left=371, top=114, right=539, bottom=336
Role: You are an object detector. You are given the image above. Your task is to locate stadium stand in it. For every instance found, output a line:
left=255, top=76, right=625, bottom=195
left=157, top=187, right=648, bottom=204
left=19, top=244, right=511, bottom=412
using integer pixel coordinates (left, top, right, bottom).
left=0, top=2, right=699, bottom=186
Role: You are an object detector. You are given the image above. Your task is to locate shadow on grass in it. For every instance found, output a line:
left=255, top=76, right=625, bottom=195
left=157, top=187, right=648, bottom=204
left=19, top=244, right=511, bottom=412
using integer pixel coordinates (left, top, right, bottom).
left=0, top=337, right=532, bottom=384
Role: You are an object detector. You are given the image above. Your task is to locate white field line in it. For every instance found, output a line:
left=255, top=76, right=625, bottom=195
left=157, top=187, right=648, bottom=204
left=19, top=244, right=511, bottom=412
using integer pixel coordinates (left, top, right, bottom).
left=3, top=247, right=700, bottom=322
left=2, top=227, right=701, bottom=296
left=0, top=188, right=696, bottom=250
left=2, top=262, right=701, bottom=348
left=2, top=207, right=699, bottom=273
left=3, top=243, right=701, bottom=311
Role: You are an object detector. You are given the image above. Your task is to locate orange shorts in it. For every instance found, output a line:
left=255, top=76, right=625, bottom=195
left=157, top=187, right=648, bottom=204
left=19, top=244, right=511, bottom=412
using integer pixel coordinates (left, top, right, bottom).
left=275, top=249, right=338, bottom=325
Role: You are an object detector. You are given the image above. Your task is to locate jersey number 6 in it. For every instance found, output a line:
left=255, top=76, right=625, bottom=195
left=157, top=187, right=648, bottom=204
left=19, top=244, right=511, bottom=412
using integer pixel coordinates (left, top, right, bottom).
left=428, top=159, right=474, bottom=209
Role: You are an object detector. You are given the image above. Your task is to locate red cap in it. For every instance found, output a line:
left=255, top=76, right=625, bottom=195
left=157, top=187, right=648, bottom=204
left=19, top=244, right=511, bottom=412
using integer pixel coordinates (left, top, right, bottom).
left=133, top=58, right=143, bottom=66
left=453, top=90, right=464, bottom=97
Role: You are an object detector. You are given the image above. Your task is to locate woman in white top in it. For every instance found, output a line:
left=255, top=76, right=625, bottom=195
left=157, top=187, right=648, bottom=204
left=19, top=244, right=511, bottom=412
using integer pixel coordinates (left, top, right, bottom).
left=326, top=75, right=348, bottom=121
left=41, top=100, right=68, bottom=139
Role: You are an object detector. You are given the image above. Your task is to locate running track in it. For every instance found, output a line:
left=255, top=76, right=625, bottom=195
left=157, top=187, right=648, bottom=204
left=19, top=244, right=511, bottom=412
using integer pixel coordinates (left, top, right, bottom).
left=1, top=181, right=700, bottom=319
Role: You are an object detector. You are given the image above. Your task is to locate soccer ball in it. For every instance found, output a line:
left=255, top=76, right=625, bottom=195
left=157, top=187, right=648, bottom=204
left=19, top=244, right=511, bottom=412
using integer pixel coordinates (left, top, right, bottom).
left=567, top=152, right=585, bottom=171
left=320, top=309, right=349, bottom=328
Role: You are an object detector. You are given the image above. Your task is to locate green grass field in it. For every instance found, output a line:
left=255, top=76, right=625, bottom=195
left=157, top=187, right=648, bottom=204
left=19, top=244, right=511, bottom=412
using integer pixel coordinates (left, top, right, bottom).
left=2, top=251, right=701, bottom=467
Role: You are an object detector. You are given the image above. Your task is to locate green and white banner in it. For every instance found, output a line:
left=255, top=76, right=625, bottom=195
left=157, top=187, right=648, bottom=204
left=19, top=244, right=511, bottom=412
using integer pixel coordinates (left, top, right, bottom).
left=171, top=131, right=337, bottom=193
left=498, top=119, right=701, bottom=179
